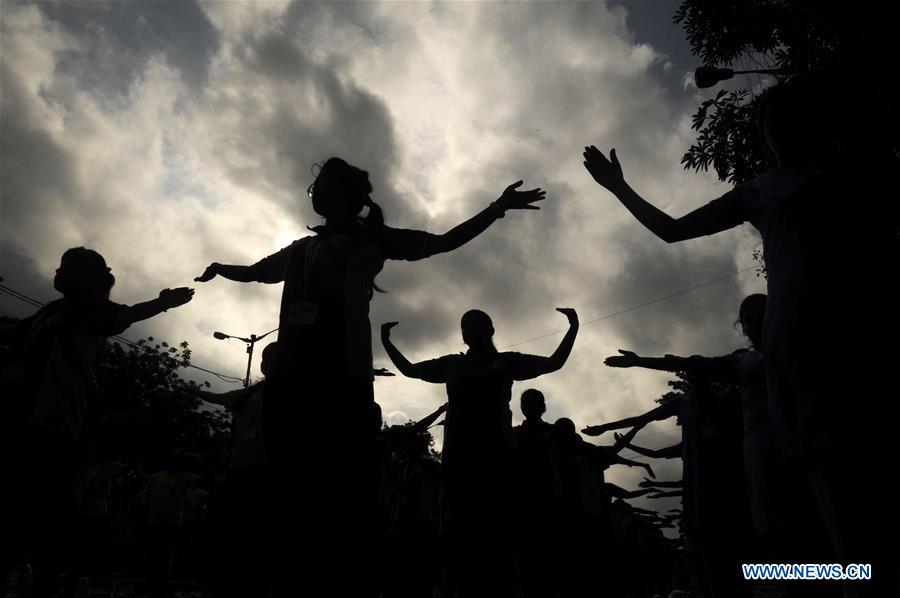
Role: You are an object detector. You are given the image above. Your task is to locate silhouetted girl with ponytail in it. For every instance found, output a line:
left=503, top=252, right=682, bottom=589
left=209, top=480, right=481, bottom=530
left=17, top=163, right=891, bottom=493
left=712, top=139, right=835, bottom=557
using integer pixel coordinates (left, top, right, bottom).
left=195, top=157, right=545, bottom=596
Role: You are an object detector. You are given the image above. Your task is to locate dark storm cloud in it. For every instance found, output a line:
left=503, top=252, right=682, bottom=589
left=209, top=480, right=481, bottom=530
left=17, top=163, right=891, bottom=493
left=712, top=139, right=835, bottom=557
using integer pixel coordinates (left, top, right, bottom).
left=36, top=0, right=220, bottom=92
left=1, top=0, right=765, bottom=452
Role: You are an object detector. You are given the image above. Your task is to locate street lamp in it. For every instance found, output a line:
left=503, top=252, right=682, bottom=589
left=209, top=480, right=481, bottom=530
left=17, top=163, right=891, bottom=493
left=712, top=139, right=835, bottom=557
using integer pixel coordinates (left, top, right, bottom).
left=213, top=327, right=278, bottom=387
left=694, top=65, right=787, bottom=89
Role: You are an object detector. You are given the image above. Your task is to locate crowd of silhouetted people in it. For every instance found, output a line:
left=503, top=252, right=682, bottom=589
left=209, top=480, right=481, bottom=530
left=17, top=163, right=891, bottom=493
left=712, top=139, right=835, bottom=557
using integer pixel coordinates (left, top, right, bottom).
left=1, top=70, right=898, bottom=598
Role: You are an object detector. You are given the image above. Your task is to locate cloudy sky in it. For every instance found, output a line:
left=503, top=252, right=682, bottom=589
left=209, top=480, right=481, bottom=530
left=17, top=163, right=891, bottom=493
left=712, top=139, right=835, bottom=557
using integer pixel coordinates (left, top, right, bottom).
left=1, top=0, right=767, bottom=513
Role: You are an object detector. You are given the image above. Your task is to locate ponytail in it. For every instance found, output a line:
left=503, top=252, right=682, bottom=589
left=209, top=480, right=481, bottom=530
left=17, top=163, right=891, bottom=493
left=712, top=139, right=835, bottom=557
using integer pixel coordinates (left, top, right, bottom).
left=362, top=197, right=384, bottom=228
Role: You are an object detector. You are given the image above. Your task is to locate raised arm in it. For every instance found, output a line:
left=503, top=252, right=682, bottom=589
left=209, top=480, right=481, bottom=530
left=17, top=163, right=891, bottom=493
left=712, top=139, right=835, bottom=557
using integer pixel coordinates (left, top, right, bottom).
left=583, top=146, right=740, bottom=243
left=543, top=308, right=579, bottom=373
left=380, top=322, right=446, bottom=383
left=513, top=308, right=580, bottom=379
left=423, top=181, right=546, bottom=256
left=112, top=287, right=194, bottom=331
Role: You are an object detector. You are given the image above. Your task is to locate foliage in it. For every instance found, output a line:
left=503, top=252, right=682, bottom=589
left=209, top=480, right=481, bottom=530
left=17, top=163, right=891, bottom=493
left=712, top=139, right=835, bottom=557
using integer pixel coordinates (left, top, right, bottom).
left=96, top=337, right=231, bottom=470
left=674, top=0, right=898, bottom=184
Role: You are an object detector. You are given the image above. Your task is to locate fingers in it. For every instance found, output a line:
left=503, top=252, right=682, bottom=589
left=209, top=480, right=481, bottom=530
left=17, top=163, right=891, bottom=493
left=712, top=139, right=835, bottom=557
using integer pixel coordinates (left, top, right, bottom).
left=505, top=180, right=524, bottom=191
left=583, top=145, right=606, bottom=161
left=611, top=147, right=619, bottom=167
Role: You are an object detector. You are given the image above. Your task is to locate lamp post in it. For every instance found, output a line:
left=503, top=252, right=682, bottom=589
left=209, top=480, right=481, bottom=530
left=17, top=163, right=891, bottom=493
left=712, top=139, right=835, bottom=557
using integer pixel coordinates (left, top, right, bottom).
left=694, top=65, right=787, bottom=89
left=213, top=328, right=278, bottom=387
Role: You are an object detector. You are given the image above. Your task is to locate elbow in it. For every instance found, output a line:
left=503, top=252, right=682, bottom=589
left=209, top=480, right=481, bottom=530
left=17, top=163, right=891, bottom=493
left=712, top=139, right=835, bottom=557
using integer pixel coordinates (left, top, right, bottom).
left=423, top=237, right=451, bottom=257
left=659, top=230, right=683, bottom=244
left=399, top=364, right=421, bottom=380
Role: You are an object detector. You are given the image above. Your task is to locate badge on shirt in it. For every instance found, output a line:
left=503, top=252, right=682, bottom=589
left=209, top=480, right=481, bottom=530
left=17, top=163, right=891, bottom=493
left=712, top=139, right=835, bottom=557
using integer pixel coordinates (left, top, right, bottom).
left=285, top=301, right=319, bottom=325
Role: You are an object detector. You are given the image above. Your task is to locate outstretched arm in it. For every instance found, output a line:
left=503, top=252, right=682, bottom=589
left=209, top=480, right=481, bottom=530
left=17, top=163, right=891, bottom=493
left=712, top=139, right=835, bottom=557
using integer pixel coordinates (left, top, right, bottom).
left=604, top=350, right=693, bottom=372
left=649, top=490, right=684, bottom=499
left=583, top=146, right=740, bottom=243
left=582, top=401, right=676, bottom=437
left=197, top=386, right=253, bottom=411
left=610, top=453, right=656, bottom=479
left=605, top=350, right=734, bottom=381
left=629, top=505, right=659, bottom=517
left=194, top=263, right=257, bottom=283
left=638, top=478, right=683, bottom=489
left=626, top=441, right=683, bottom=460
left=113, top=288, right=194, bottom=331
left=609, top=425, right=644, bottom=453
left=411, top=403, right=448, bottom=434
left=423, top=181, right=546, bottom=256
left=606, top=483, right=655, bottom=500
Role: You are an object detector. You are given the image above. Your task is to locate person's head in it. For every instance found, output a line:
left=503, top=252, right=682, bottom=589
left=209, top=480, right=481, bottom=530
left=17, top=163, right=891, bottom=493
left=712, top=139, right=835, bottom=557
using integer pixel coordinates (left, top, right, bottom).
left=307, top=157, right=383, bottom=226
left=460, top=309, right=496, bottom=353
left=554, top=417, right=576, bottom=436
left=755, top=77, right=827, bottom=168
left=737, top=294, right=766, bottom=350
left=54, top=247, right=115, bottom=300
left=260, top=342, right=277, bottom=377
left=520, top=389, right=546, bottom=421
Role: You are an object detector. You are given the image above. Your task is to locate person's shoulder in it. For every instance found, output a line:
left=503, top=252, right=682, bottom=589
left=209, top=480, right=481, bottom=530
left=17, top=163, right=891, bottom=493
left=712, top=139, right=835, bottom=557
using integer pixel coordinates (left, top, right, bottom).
left=746, top=166, right=807, bottom=199
left=498, top=351, right=531, bottom=361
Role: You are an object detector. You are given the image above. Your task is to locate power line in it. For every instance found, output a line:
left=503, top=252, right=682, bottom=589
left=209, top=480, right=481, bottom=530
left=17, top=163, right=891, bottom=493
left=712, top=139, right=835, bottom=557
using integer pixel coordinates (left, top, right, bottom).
left=502, top=264, right=759, bottom=349
left=0, top=282, right=244, bottom=384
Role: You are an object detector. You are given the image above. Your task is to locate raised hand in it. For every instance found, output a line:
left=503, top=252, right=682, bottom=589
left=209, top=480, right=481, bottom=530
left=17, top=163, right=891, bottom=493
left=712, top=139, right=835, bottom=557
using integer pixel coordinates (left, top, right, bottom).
left=604, top=349, right=640, bottom=368
left=556, top=307, right=578, bottom=326
left=583, top=146, right=625, bottom=192
left=194, top=263, right=221, bottom=283
left=495, top=181, right=546, bottom=212
left=381, top=321, right=399, bottom=340
left=582, top=424, right=609, bottom=437
left=159, top=287, right=194, bottom=309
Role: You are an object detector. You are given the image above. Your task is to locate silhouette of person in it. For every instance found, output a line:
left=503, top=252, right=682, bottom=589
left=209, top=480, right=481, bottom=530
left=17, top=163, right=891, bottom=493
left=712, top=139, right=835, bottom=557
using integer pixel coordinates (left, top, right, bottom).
left=0, top=247, right=193, bottom=598
left=584, top=76, right=898, bottom=594
left=381, top=308, right=578, bottom=598
left=139, top=450, right=202, bottom=598
left=604, top=294, right=773, bottom=537
left=200, top=341, right=275, bottom=598
left=512, top=390, right=562, bottom=598
left=195, top=157, right=545, bottom=596
left=552, top=417, right=652, bottom=598
left=379, top=404, right=446, bottom=598
left=583, top=387, right=750, bottom=598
